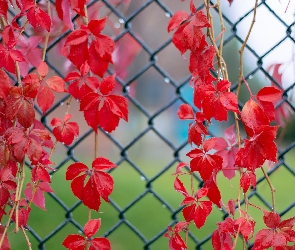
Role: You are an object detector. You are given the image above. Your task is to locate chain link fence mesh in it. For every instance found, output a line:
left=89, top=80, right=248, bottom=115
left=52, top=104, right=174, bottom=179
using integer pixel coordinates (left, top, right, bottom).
left=5, top=0, right=295, bottom=249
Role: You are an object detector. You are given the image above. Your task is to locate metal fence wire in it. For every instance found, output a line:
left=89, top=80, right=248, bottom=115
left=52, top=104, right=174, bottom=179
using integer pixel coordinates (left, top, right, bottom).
left=5, top=0, right=295, bottom=249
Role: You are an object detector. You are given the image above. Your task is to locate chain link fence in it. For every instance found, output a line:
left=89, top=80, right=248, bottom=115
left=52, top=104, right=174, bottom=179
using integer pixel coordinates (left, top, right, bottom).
left=6, top=0, right=295, bottom=249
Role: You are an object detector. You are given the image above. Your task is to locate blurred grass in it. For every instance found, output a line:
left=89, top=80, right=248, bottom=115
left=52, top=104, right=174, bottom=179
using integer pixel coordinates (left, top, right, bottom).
left=6, top=153, right=295, bottom=250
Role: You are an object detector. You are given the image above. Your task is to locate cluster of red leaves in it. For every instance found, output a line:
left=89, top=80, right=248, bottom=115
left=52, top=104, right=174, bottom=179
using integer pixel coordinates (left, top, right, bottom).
left=66, top=157, right=116, bottom=211
left=0, top=63, right=56, bottom=218
left=212, top=202, right=256, bottom=249
left=63, top=219, right=110, bottom=250
left=0, top=0, right=129, bottom=248
left=166, top=1, right=288, bottom=249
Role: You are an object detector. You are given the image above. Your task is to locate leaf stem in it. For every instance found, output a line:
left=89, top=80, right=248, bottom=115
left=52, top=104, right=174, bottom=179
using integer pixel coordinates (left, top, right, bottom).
left=0, top=202, right=17, bottom=248
left=42, top=0, right=52, bottom=61
left=15, top=159, right=26, bottom=232
left=232, top=222, right=241, bottom=249
left=83, top=5, right=89, bottom=25
left=204, top=0, right=228, bottom=80
left=15, top=62, right=22, bottom=87
left=21, top=226, right=32, bottom=250
left=237, top=0, right=258, bottom=97
left=261, top=167, right=276, bottom=211
left=190, top=173, right=194, bottom=196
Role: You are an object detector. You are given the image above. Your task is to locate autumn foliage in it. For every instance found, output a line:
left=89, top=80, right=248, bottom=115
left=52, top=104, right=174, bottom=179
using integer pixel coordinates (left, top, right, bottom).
left=0, top=0, right=131, bottom=248
left=166, top=0, right=295, bottom=249
left=0, top=0, right=294, bottom=249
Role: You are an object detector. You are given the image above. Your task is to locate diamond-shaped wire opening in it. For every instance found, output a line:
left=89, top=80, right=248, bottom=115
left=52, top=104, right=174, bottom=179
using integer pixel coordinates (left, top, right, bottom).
left=107, top=223, right=145, bottom=249
left=257, top=165, right=295, bottom=212
left=41, top=223, right=82, bottom=250
left=128, top=2, right=172, bottom=51
left=127, top=130, right=175, bottom=178
left=124, top=192, right=172, bottom=240
left=156, top=43, right=191, bottom=83
left=130, top=67, right=177, bottom=114
left=111, top=161, right=147, bottom=208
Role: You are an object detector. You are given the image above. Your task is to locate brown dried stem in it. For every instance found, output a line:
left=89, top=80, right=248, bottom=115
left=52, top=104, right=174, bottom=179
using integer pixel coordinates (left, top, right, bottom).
left=42, top=0, right=52, bottom=61
left=261, top=167, right=276, bottom=211
left=21, top=226, right=32, bottom=250
left=237, top=0, right=258, bottom=97
left=204, top=0, right=228, bottom=80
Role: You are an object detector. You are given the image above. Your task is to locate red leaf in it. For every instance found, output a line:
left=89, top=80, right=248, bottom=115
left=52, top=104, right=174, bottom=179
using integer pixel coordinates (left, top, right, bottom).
left=177, top=104, right=194, bottom=119
left=235, top=215, right=255, bottom=241
left=0, top=187, right=10, bottom=206
left=91, top=238, right=111, bottom=250
left=194, top=200, right=212, bottom=228
left=167, top=11, right=190, bottom=32
left=2, top=26, right=15, bottom=48
left=196, top=187, right=208, bottom=199
left=92, top=171, right=114, bottom=202
left=23, top=74, right=41, bottom=98
left=189, top=0, right=197, bottom=13
left=17, top=101, right=35, bottom=128
left=37, top=61, right=48, bottom=77
left=240, top=171, right=256, bottom=193
left=0, top=69, right=12, bottom=101
left=212, top=230, right=222, bottom=250
left=66, top=158, right=116, bottom=211
left=92, top=157, right=116, bottom=171
left=279, top=216, right=295, bottom=229
left=252, top=229, right=274, bottom=249
left=226, top=199, right=235, bottom=216
left=37, top=85, right=55, bottom=114
left=66, top=162, right=88, bottom=180
left=46, top=76, right=67, bottom=92
left=92, top=35, right=114, bottom=60
left=88, top=39, right=113, bottom=77
left=235, top=125, right=278, bottom=170
left=188, top=121, right=208, bottom=146
left=263, top=211, right=281, bottom=229
left=69, top=0, right=86, bottom=16
left=88, top=18, right=106, bottom=37
left=0, top=45, right=19, bottom=73
left=82, top=176, right=101, bottom=210
left=0, top=0, right=8, bottom=19
left=204, top=177, right=222, bottom=207
left=257, top=86, right=282, bottom=103
left=187, top=148, right=222, bottom=181
left=183, top=203, right=196, bottom=222
left=62, top=40, right=89, bottom=68
left=99, top=75, right=115, bottom=95
left=12, top=207, right=30, bottom=227
left=273, top=233, right=287, bottom=247
left=241, top=99, right=269, bottom=136
left=62, top=234, right=85, bottom=249
left=55, top=0, right=74, bottom=29
left=24, top=182, right=52, bottom=210
left=80, top=89, right=128, bottom=133
left=27, top=6, right=51, bottom=32
left=65, top=29, right=88, bottom=46
left=32, top=165, right=51, bottom=182
left=84, top=219, right=101, bottom=238
left=172, top=23, right=189, bottom=55
left=71, top=174, right=87, bottom=201
left=173, top=162, right=188, bottom=175
left=203, top=80, right=238, bottom=121
left=51, top=114, right=79, bottom=145
left=174, top=177, right=189, bottom=197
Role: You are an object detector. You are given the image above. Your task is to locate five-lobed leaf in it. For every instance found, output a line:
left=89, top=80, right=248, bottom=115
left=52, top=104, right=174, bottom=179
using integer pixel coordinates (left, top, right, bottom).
left=235, top=125, right=278, bottom=170
left=66, top=157, right=116, bottom=211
